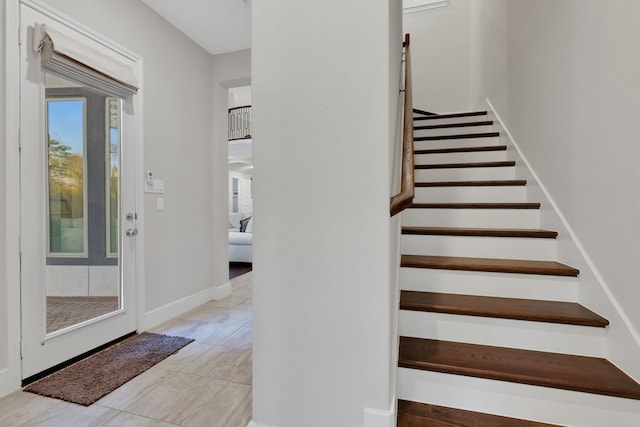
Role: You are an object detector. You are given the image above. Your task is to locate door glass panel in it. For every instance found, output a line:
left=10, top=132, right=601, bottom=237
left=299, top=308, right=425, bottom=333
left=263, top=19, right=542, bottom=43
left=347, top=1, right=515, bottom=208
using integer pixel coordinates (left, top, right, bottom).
left=44, top=73, right=122, bottom=335
left=47, top=99, right=87, bottom=256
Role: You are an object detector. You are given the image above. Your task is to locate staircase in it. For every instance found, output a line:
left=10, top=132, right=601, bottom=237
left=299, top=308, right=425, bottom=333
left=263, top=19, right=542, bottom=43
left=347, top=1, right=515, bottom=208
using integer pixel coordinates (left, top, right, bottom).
left=396, top=110, right=640, bottom=426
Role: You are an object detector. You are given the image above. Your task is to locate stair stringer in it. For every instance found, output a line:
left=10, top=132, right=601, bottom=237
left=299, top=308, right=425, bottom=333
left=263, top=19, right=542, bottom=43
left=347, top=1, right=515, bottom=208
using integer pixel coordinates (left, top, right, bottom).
left=483, top=98, right=640, bottom=383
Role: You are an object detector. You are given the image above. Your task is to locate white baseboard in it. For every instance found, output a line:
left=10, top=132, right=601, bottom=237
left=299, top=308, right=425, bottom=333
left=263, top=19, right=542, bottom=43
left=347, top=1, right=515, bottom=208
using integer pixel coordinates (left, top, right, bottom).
left=143, top=282, right=230, bottom=330
left=364, top=402, right=396, bottom=427
left=213, top=281, right=232, bottom=300
left=245, top=404, right=395, bottom=427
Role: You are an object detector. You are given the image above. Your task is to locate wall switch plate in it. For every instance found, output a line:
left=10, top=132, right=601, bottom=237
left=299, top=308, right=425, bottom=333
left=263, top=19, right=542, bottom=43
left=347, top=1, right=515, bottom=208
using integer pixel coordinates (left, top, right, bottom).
left=145, top=178, right=165, bottom=194
left=156, top=197, right=165, bottom=211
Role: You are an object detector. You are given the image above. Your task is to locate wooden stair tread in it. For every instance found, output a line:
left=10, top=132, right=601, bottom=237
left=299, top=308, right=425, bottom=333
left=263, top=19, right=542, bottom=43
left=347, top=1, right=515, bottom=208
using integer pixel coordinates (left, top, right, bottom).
left=401, top=226, right=556, bottom=238
left=415, top=145, right=507, bottom=155
left=414, top=120, right=493, bottom=130
left=398, top=337, right=640, bottom=400
left=400, top=291, right=608, bottom=327
left=414, top=111, right=488, bottom=121
left=402, top=227, right=558, bottom=239
left=401, top=254, right=579, bottom=277
left=415, top=179, right=526, bottom=187
left=415, top=132, right=499, bottom=141
left=409, top=202, right=541, bottom=209
left=397, top=400, right=562, bottom=427
left=412, top=108, right=437, bottom=116
left=415, top=161, right=515, bottom=169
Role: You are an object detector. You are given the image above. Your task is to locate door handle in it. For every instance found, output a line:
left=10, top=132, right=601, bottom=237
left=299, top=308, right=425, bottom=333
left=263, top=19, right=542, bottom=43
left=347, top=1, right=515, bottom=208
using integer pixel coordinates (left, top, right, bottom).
left=126, top=228, right=138, bottom=237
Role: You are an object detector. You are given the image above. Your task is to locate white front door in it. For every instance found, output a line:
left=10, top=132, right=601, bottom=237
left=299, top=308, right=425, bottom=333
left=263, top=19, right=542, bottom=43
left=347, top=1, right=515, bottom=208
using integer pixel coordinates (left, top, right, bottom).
left=19, top=4, right=139, bottom=380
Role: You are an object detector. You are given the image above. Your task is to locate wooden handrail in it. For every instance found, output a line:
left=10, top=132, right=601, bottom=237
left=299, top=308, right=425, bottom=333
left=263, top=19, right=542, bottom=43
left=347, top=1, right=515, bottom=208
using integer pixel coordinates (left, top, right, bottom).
left=390, top=34, right=414, bottom=217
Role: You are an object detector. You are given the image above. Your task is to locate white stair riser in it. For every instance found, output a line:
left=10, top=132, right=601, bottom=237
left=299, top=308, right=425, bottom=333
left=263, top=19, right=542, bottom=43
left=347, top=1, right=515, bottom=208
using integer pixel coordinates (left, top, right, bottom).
left=397, top=369, right=640, bottom=427
left=413, top=115, right=488, bottom=126
left=399, top=268, right=578, bottom=302
left=401, top=208, right=540, bottom=229
left=401, top=234, right=556, bottom=261
left=399, top=310, right=606, bottom=357
left=413, top=125, right=494, bottom=137
left=415, top=150, right=507, bottom=164
left=413, top=185, right=526, bottom=203
left=415, top=166, right=515, bottom=181
left=415, top=136, right=500, bottom=151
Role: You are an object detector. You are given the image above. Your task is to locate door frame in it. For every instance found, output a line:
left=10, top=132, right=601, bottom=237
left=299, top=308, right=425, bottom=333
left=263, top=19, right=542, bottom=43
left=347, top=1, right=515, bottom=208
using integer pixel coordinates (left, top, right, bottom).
left=2, top=0, right=146, bottom=393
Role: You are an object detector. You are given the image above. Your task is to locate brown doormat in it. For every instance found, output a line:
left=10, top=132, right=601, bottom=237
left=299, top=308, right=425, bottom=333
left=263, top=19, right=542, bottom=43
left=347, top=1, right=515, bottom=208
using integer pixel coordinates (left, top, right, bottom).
left=24, top=332, right=194, bottom=406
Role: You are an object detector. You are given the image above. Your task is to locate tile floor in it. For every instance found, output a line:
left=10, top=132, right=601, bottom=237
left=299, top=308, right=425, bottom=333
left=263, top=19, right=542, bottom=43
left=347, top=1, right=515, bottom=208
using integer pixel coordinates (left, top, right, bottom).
left=0, top=272, right=254, bottom=427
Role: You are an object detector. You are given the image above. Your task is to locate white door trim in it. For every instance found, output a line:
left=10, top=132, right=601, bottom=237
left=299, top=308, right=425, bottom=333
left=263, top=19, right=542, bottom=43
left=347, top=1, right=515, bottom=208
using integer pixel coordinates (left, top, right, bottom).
left=2, top=0, right=23, bottom=397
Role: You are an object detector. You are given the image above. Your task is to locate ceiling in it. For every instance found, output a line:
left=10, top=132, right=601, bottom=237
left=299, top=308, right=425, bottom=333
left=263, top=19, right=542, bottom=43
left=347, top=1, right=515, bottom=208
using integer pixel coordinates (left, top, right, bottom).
left=141, top=1, right=446, bottom=56
left=141, top=0, right=251, bottom=55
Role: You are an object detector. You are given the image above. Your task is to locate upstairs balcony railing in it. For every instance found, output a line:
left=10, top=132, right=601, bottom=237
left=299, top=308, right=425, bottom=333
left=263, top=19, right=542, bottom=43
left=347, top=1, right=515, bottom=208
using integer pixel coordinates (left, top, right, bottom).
left=228, top=105, right=252, bottom=141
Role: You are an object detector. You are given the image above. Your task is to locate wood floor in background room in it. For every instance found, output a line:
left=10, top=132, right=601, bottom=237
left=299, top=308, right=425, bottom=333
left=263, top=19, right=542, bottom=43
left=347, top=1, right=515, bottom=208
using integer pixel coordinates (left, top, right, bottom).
left=0, top=272, right=254, bottom=427
left=229, top=262, right=252, bottom=280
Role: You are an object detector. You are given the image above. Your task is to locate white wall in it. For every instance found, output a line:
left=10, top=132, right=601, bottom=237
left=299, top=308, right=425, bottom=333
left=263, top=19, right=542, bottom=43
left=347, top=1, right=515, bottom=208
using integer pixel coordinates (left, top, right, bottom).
left=504, top=0, right=640, bottom=339
left=251, top=1, right=401, bottom=425
left=1, top=0, right=22, bottom=395
left=211, top=49, right=251, bottom=285
left=469, top=0, right=508, bottom=114
left=403, top=0, right=471, bottom=114
left=229, top=85, right=252, bottom=108
left=39, top=0, right=215, bottom=312
left=469, top=0, right=640, bottom=371
left=0, top=0, right=7, bottom=374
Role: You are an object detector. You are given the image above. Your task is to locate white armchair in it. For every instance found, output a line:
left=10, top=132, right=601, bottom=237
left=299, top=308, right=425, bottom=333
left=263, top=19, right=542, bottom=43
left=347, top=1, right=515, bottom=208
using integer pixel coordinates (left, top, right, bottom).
left=229, top=213, right=252, bottom=263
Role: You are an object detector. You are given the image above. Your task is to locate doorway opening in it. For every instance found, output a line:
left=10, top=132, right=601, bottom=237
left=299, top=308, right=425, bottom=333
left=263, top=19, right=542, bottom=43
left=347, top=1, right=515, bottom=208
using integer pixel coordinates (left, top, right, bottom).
left=227, top=85, right=253, bottom=278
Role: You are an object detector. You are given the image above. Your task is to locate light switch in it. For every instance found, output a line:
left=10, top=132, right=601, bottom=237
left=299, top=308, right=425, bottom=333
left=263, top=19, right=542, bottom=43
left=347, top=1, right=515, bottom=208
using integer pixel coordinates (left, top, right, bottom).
left=156, top=197, right=165, bottom=211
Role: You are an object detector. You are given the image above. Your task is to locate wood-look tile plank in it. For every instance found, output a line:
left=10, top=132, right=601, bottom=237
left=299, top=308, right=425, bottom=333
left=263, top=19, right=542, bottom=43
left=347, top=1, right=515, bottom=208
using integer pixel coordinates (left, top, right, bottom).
left=96, top=367, right=176, bottom=410
left=16, top=401, right=119, bottom=427
left=0, top=391, right=62, bottom=427
left=101, top=412, right=177, bottom=427
left=122, top=372, right=228, bottom=424
left=179, top=382, right=252, bottom=427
